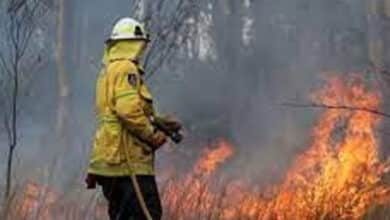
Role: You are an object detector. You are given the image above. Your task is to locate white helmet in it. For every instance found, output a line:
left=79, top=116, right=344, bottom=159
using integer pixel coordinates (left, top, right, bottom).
left=108, top=17, right=149, bottom=41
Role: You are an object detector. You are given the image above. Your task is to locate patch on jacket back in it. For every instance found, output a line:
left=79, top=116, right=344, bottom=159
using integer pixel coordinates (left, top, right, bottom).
left=127, top=74, right=138, bottom=87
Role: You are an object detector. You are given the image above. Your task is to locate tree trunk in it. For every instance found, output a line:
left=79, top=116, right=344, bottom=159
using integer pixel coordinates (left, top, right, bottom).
left=367, top=0, right=384, bottom=68
left=5, top=44, right=20, bottom=199
left=384, top=0, right=390, bottom=68
left=55, top=0, right=69, bottom=144
left=5, top=145, right=15, bottom=198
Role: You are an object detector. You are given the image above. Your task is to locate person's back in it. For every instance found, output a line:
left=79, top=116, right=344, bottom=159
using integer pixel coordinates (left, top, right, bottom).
left=85, top=17, right=182, bottom=220
left=90, top=58, right=157, bottom=176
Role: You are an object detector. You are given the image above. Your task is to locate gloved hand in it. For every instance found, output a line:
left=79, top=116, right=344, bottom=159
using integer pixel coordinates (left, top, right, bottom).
left=155, top=116, right=182, bottom=132
left=149, top=131, right=167, bottom=150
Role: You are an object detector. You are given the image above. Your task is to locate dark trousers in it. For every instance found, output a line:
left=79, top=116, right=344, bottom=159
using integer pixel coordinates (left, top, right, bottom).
left=96, top=175, right=162, bottom=220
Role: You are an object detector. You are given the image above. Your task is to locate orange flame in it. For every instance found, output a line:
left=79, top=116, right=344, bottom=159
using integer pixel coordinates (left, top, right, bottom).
left=163, top=75, right=390, bottom=220
left=194, top=140, right=234, bottom=176
left=11, top=75, right=390, bottom=220
left=17, top=181, right=58, bottom=220
left=162, top=140, right=235, bottom=219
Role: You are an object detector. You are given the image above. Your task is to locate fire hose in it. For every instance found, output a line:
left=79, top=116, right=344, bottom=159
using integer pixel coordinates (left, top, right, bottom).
left=127, top=117, right=183, bottom=220
left=130, top=174, right=154, bottom=220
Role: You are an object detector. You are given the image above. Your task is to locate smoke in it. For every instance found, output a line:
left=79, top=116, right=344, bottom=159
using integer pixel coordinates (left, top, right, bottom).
left=160, top=0, right=369, bottom=182
left=153, top=0, right=370, bottom=183
left=0, top=0, right=374, bottom=190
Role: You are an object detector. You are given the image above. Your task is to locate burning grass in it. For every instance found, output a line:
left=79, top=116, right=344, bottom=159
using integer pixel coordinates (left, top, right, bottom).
left=2, top=75, right=390, bottom=219
left=162, top=75, right=390, bottom=220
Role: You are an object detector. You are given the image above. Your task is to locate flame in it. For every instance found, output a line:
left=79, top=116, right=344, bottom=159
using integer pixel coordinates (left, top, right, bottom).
left=17, top=181, right=58, bottom=220
left=193, top=140, right=234, bottom=176
left=9, top=75, right=390, bottom=220
left=162, top=140, right=235, bottom=219
left=15, top=181, right=106, bottom=220
left=163, top=75, right=390, bottom=220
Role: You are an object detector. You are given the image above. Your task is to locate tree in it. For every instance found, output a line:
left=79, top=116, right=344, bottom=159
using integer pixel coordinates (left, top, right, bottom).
left=54, top=0, right=70, bottom=149
left=0, top=0, right=47, bottom=198
left=129, top=0, right=199, bottom=79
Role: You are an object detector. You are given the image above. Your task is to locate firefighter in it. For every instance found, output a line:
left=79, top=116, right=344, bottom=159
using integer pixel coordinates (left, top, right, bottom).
left=85, top=17, right=180, bottom=220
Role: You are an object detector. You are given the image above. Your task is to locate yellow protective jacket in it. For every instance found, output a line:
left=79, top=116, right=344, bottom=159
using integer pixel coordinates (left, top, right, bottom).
left=88, top=41, right=157, bottom=176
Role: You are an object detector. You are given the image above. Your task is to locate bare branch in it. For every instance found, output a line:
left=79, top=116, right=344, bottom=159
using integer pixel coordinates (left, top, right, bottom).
left=281, top=102, right=390, bottom=118
left=7, top=0, right=27, bottom=13
left=139, top=0, right=199, bottom=79
left=2, top=105, right=12, bottom=146
left=0, top=0, right=47, bottom=198
left=0, top=53, right=12, bottom=76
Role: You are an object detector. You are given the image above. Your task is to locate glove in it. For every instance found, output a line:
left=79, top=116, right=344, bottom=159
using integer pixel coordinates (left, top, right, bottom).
left=149, top=131, right=167, bottom=150
left=85, top=173, right=97, bottom=189
left=155, top=116, right=182, bottom=132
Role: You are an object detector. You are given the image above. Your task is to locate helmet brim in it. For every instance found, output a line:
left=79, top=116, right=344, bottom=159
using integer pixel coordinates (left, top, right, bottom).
left=105, top=37, right=150, bottom=44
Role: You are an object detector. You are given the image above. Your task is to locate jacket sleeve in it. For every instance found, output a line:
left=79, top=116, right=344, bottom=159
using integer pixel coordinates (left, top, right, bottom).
left=111, top=63, right=155, bottom=144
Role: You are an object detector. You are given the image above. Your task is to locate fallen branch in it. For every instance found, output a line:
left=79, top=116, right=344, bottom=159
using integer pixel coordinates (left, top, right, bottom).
left=281, top=102, right=390, bottom=118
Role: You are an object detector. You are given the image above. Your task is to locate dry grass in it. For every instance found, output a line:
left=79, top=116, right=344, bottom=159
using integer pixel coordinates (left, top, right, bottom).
left=1, top=178, right=390, bottom=220
left=0, top=180, right=105, bottom=220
